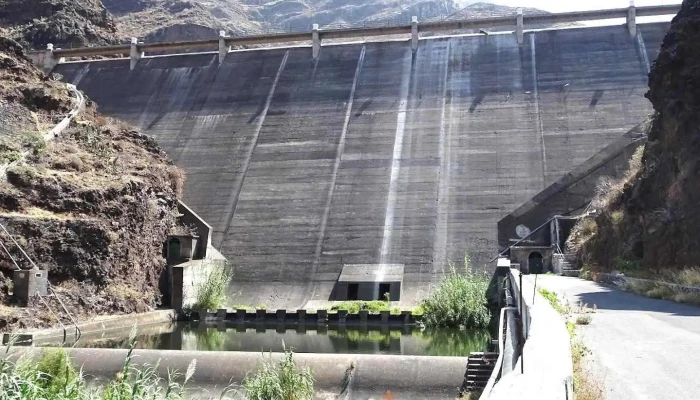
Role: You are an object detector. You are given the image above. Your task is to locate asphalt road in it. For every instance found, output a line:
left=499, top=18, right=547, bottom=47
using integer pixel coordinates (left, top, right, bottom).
left=529, top=275, right=700, bottom=400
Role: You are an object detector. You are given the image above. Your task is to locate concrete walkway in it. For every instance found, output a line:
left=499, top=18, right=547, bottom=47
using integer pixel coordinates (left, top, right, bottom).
left=529, top=275, right=700, bottom=400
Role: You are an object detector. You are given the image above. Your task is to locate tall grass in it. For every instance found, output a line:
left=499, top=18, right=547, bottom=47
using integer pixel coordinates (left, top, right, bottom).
left=0, top=329, right=204, bottom=400
left=243, top=349, right=314, bottom=400
left=195, top=261, right=233, bottom=310
left=420, top=255, right=491, bottom=329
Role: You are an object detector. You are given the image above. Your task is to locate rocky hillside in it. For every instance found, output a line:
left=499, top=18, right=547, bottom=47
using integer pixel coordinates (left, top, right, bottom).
left=572, top=0, right=700, bottom=274
left=0, top=0, right=119, bottom=49
left=0, top=36, right=184, bottom=331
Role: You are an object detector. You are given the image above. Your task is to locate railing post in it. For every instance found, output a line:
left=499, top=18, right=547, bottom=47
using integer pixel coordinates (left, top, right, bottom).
left=411, top=16, right=419, bottom=52
left=130, top=37, right=141, bottom=70
left=219, top=30, right=228, bottom=65
left=312, top=23, right=320, bottom=60
left=627, top=1, right=637, bottom=37
left=516, top=8, right=524, bottom=45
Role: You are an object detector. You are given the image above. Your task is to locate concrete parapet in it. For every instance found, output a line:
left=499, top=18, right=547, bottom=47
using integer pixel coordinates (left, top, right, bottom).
left=276, top=309, right=286, bottom=322
left=485, top=269, right=573, bottom=400
left=3, top=310, right=177, bottom=346
left=44, top=5, right=680, bottom=60
left=317, top=309, right=328, bottom=323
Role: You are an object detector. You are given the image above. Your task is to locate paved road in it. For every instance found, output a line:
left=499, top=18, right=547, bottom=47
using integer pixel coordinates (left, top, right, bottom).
left=529, top=275, right=700, bottom=400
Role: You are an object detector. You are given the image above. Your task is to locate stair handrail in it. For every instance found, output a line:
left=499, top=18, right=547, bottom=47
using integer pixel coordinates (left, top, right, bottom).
left=48, top=286, right=81, bottom=344
left=490, top=216, right=559, bottom=263
left=37, top=293, right=67, bottom=347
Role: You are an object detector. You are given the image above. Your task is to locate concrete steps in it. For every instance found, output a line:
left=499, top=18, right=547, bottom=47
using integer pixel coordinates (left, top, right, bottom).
left=461, top=352, right=498, bottom=394
left=555, top=253, right=581, bottom=277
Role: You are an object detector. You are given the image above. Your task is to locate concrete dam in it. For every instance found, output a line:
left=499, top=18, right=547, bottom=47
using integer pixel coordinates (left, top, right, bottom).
left=54, top=21, right=668, bottom=307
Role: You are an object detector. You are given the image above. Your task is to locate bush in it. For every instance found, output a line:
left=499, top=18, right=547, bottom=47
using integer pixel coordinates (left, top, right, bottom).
left=420, top=255, right=490, bottom=329
left=330, top=300, right=389, bottom=314
left=575, top=315, right=592, bottom=325
left=244, top=349, right=314, bottom=400
left=194, top=261, right=233, bottom=310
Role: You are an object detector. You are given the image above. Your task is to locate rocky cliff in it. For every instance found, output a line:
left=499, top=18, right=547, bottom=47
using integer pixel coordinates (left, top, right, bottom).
left=0, top=0, right=119, bottom=49
left=0, top=37, right=183, bottom=331
left=574, top=0, right=700, bottom=273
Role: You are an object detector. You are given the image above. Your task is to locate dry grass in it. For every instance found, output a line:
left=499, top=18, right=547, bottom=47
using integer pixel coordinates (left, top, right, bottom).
left=0, top=207, right=81, bottom=221
left=666, top=267, right=700, bottom=287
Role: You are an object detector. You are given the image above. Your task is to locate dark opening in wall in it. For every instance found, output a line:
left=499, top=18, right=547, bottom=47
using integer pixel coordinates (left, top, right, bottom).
left=529, top=252, right=544, bottom=274
left=379, top=283, right=391, bottom=300
left=348, top=283, right=359, bottom=301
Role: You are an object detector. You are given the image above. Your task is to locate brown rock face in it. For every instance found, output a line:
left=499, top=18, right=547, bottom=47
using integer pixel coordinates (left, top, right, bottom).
left=580, top=0, right=700, bottom=271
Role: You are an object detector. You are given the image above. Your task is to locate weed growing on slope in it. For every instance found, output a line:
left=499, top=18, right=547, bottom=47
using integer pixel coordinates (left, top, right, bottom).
left=243, top=349, right=314, bottom=400
left=194, top=261, right=233, bottom=310
left=420, top=255, right=490, bottom=329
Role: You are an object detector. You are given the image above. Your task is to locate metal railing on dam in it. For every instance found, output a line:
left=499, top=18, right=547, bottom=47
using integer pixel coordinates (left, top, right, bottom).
left=30, top=4, right=680, bottom=62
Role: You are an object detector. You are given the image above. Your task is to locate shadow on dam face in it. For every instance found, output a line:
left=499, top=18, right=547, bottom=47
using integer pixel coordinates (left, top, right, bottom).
left=54, top=22, right=669, bottom=308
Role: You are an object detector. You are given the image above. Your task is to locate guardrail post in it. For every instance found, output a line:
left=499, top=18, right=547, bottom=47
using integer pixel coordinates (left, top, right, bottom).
left=130, top=37, right=141, bottom=70
left=312, top=24, right=320, bottom=59
left=627, top=1, right=637, bottom=37
left=516, top=8, right=524, bottom=45
left=219, top=30, right=228, bottom=64
left=411, top=16, right=419, bottom=52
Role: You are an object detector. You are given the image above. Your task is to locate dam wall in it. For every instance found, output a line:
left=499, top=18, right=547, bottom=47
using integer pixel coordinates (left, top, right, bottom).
left=54, top=22, right=668, bottom=307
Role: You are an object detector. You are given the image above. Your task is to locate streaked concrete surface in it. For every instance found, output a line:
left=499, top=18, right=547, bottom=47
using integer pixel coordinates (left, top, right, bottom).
left=531, top=275, right=700, bottom=400
left=55, top=23, right=669, bottom=307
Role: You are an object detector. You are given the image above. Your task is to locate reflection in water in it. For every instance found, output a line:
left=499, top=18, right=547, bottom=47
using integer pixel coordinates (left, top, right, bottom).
left=71, top=322, right=491, bottom=357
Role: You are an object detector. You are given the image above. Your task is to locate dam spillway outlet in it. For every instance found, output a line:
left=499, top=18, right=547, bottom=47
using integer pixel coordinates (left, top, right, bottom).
left=50, top=322, right=491, bottom=357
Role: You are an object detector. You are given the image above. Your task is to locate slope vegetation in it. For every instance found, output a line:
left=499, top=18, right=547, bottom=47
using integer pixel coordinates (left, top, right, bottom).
left=0, top=37, right=184, bottom=331
left=572, top=0, right=700, bottom=275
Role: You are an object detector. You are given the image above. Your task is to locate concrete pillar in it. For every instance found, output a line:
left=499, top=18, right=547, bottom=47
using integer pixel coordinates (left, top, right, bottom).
left=516, top=8, right=524, bottom=45
left=411, top=16, right=419, bottom=52
left=312, top=24, right=320, bottom=60
left=627, top=1, right=637, bottom=37
left=44, top=44, right=59, bottom=74
left=216, top=308, right=227, bottom=320
left=218, top=30, right=228, bottom=65
left=130, top=37, right=141, bottom=71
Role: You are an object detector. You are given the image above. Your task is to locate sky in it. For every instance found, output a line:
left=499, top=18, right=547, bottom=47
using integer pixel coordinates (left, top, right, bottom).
left=455, top=0, right=682, bottom=25
left=457, top=0, right=682, bottom=12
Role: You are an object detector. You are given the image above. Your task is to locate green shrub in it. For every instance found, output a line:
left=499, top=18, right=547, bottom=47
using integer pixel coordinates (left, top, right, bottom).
left=194, top=261, right=233, bottom=310
left=420, top=255, right=490, bottom=329
left=244, top=349, right=314, bottom=400
left=330, top=300, right=389, bottom=314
